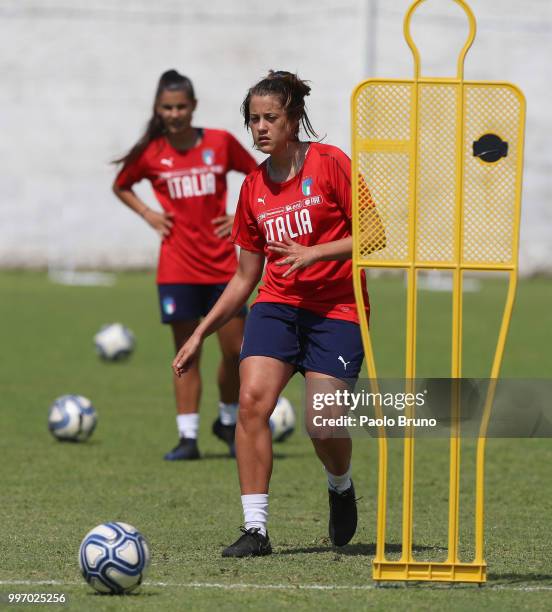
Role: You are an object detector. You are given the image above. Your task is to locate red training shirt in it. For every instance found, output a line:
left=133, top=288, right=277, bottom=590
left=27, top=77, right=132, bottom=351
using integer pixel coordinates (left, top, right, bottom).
left=231, top=142, right=369, bottom=324
left=115, top=129, right=257, bottom=284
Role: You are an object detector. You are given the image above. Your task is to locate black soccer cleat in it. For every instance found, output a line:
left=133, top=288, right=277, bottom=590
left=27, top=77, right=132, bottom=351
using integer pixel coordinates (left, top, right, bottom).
left=212, top=418, right=236, bottom=457
left=222, top=527, right=272, bottom=558
left=163, top=437, right=200, bottom=461
left=328, top=480, right=358, bottom=546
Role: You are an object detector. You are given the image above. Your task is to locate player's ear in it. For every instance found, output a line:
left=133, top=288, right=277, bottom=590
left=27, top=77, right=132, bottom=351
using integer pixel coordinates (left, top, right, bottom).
left=286, top=117, right=299, bottom=139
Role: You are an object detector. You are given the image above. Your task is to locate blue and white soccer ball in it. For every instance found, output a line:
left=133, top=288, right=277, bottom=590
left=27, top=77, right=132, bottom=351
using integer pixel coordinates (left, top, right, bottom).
left=48, top=394, right=97, bottom=442
left=79, top=522, right=150, bottom=594
left=269, top=397, right=296, bottom=442
left=94, top=323, right=135, bottom=361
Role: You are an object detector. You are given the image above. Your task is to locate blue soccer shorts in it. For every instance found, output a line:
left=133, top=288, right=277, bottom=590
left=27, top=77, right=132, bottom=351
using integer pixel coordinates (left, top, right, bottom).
left=158, top=283, right=248, bottom=324
left=240, top=303, right=364, bottom=380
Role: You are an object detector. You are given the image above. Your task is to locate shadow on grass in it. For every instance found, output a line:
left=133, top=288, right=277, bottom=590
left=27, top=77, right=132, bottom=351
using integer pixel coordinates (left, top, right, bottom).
left=87, top=590, right=159, bottom=598
left=488, top=572, right=552, bottom=585
left=53, top=439, right=102, bottom=446
left=278, top=542, right=438, bottom=556
left=198, top=451, right=300, bottom=460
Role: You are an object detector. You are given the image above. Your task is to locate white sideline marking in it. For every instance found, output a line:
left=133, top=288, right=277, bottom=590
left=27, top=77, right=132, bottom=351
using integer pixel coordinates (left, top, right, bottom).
left=1, top=579, right=552, bottom=592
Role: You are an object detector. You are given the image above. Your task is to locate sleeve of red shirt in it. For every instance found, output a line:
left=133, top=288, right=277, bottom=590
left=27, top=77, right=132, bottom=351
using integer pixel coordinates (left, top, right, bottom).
left=327, top=146, right=353, bottom=219
left=226, top=132, right=258, bottom=175
left=114, top=153, right=147, bottom=190
left=230, top=179, right=265, bottom=253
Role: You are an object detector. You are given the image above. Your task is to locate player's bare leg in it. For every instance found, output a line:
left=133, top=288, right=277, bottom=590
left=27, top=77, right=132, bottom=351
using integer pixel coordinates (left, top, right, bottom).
left=216, top=316, right=243, bottom=403
left=222, top=356, right=292, bottom=557
left=235, top=356, right=293, bottom=493
left=305, top=371, right=352, bottom=473
left=212, top=316, right=244, bottom=456
left=171, top=319, right=202, bottom=413
left=164, top=319, right=202, bottom=460
left=305, top=371, right=357, bottom=547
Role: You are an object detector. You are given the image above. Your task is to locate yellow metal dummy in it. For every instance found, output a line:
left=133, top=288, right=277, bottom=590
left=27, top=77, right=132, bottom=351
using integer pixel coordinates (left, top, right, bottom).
left=351, top=0, right=525, bottom=583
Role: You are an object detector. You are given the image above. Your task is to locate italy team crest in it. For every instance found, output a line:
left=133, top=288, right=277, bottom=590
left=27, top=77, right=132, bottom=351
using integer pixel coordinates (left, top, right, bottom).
left=202, top=149, right=215, bottom=165
left=163, top=296, right=176, bottom=316
left=302, top=177, right=313, bottom=196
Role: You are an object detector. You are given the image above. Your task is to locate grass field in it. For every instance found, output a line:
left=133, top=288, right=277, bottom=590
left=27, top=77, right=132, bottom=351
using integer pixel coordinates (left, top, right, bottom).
left=1, top=271, right=551, bottom=611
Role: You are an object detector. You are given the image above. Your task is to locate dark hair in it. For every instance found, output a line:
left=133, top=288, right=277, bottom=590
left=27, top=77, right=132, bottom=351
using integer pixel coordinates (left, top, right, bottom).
left=241, top=70, right=318, bottom=140
left=113, top=70, right=196, bottom=166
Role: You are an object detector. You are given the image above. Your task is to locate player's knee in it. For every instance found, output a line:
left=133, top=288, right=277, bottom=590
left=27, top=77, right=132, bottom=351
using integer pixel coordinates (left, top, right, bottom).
left=306, top=422, right=326, bottom=440
left=176, top=354, right=200, bottom=374
left=238, top=387, right=271, bottom=426
left=305, top=421, right=342, bottom=441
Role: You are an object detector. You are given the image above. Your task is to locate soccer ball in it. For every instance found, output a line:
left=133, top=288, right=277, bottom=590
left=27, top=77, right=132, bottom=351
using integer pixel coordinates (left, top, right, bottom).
left=94, top=323, right=135, bottom=361
left=48, top=395, right=97, bottom=441
left=79, top=522, right=150, bottom=594
left=269, top=397, right=296, bottom=442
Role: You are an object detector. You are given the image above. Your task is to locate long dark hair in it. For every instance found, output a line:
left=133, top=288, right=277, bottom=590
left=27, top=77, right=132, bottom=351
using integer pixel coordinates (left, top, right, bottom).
left=113, top=70, right=196, bottom=166
left=241, top=70, right=318, bottom=140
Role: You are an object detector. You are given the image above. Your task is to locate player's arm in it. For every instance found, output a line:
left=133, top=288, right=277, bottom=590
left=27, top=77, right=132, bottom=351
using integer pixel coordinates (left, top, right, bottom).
left=172, top=249, right=264, bottom=376
left=112, top=182, right=174, bottom=238
left=267, top=235, right=352, bottom=278
left=306, top=236, right=352, bottom=262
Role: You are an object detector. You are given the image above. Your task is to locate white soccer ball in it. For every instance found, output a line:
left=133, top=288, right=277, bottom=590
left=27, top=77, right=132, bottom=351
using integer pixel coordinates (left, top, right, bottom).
left=94, top=323, right=135, bottom=361
left=79, top=522, right=150, bottom=594
left=269, top=397, right=296, bottom=442
left=48, top=395, right=97, bottom=441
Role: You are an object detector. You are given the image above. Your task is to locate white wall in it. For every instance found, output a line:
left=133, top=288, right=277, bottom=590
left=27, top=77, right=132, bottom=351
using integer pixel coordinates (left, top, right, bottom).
left=1, top=0, right=550, bottom=274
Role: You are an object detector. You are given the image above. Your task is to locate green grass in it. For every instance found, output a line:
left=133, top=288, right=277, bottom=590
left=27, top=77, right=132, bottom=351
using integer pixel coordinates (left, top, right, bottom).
left=0, top=271, right=551, bottom=611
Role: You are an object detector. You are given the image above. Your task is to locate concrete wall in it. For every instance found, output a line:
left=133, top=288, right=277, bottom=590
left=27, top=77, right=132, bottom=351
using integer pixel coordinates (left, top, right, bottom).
left=1, top=0, right=550, bottom=274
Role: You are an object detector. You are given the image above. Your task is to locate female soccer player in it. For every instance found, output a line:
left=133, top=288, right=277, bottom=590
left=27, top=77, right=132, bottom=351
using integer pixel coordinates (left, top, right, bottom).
left=173, top=70, right=374, bottom=556
left=113, top=70, right=258, bottom=460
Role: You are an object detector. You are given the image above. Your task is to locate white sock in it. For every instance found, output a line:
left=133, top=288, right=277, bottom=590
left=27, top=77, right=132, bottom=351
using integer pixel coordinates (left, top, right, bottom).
left=219, top=401, right=238, bottom=426
left=176, top=413, right=199, bottom=440
left=326, top=464, right=352, bottom=493
left=241, top=494, right=268, bottom=536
